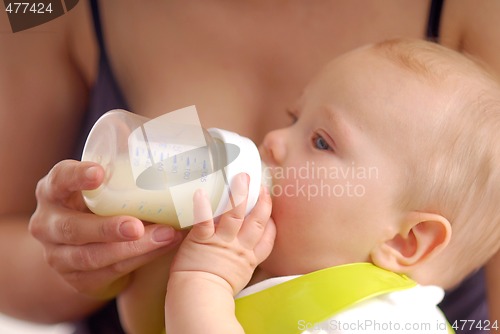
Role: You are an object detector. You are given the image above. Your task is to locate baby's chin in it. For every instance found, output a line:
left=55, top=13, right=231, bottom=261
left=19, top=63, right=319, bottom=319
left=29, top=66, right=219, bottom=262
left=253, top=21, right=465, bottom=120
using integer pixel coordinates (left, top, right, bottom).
left=258, top=246, right=314, bottom=278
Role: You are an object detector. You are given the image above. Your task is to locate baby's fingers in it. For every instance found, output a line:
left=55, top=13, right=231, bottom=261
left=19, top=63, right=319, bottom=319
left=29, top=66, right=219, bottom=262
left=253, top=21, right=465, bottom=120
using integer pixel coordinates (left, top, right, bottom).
left=238, top=186, right=273, bottom=249
left=190, top=189, right=215, bottom=240
left=216, top=173, right=249, bottom=241
left=254, top=216, right=276, bottom=263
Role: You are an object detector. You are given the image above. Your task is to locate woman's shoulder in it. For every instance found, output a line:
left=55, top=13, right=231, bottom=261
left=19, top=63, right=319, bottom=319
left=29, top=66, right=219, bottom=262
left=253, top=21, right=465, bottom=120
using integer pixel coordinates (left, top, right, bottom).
left=441, top=0, right=500, bottom=78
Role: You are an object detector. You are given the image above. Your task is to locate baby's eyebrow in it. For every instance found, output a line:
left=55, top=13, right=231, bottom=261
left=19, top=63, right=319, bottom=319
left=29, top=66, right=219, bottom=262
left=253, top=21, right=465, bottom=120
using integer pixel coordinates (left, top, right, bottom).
left=322, top=106, right=351, bottom=147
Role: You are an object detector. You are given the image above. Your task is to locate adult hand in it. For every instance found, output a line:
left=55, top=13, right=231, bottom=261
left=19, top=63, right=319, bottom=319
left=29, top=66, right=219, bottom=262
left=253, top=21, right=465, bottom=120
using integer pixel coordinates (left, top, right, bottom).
left=29, top=160, right=182, bottom=299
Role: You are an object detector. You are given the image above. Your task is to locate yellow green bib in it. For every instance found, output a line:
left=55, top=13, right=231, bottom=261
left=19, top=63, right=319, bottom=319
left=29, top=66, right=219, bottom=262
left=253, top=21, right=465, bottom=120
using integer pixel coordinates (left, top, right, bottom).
left=235, top=263, right=418, bottom=333
left=163, top=263, right=454, bottom=333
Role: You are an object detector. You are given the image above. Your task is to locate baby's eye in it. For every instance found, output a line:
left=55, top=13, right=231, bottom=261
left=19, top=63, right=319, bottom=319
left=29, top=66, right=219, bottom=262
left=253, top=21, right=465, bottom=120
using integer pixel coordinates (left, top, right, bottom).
left=313, top=134, right=331, bottom=150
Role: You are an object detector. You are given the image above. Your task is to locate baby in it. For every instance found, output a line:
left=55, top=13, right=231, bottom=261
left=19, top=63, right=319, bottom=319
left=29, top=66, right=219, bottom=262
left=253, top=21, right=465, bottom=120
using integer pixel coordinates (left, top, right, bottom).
left=122, top=39, right=500, bottom=333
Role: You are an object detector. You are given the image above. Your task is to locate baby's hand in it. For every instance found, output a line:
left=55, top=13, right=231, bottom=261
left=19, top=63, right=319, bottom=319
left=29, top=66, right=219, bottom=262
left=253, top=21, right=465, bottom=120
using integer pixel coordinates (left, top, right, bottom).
left=170, top=173, right=276, bottom=295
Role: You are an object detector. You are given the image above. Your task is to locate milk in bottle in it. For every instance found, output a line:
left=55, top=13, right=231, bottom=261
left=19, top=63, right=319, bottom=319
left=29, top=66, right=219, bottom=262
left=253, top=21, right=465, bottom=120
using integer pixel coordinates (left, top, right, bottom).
left=81, top=106, right=266, bottom=229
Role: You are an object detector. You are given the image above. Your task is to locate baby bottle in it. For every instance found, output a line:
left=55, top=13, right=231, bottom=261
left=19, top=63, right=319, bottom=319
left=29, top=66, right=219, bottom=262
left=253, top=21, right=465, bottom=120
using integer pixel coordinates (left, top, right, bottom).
left=81, top=105, right=269, bottom=229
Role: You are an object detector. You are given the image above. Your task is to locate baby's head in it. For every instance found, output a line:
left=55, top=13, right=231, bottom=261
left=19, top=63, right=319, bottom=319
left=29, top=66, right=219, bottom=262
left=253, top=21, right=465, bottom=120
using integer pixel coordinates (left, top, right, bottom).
left=259, top=39, right=500, bottom=289
left=369, top=39, right=500, bottom=288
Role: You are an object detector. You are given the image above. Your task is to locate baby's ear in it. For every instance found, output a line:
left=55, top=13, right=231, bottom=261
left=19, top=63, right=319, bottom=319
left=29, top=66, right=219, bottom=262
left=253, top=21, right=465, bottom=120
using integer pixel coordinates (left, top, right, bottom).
left=370, top=212, right=451, bottom=273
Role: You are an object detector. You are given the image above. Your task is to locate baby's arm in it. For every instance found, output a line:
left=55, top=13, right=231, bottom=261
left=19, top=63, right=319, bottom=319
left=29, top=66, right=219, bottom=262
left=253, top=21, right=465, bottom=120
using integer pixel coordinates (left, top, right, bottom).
left=165, top=174, right=275, bottom=333
left=117, top=250, right=178, bottom=334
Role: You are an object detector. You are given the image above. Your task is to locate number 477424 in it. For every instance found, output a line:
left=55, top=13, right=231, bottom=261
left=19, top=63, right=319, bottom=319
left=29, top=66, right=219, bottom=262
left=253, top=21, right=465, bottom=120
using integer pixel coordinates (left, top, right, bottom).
left=452, top=320, right=498, bottom=331
left=5, top=2, right=54, bottom=14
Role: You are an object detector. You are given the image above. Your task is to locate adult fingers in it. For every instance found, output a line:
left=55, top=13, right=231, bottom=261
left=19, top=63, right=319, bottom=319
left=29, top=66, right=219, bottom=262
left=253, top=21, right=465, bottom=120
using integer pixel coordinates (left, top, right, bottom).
left=30, top=160, right=145, bottom=245
left=38, top=160, right=104, bottom=203
left=30, top=205, right=145, bottom=245
left=46, top=224, right=179, bottom=273
left=62, top=246, right=173, bottom=298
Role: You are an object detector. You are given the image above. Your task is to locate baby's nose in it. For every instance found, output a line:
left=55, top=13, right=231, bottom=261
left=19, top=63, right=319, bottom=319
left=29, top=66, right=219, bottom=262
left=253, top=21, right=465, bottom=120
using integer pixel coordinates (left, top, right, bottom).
left=259, top=129, right=287, bottom=166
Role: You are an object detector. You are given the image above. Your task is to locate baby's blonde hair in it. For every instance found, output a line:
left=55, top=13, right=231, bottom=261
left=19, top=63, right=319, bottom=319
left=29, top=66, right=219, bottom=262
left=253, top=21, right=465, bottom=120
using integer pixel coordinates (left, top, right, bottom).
left=373, top=39, right=500, bottom=288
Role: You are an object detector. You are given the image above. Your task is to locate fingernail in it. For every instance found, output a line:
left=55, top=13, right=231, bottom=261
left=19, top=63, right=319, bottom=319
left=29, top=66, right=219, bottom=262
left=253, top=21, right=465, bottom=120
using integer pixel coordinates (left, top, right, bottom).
left=85, top=166, right=99, bottom=179
left=194, top=188, right=208, bottom=200
left=152, top=226, right=175, bottom=243
left=119, top=220, right=141, bottom=239
left=240, top=173, right=250, bottom=185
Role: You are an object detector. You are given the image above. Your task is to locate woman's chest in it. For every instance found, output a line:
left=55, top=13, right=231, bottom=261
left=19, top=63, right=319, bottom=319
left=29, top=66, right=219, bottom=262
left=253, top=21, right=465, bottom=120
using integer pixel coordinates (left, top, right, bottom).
left=100, top=0, right=429, bottom=143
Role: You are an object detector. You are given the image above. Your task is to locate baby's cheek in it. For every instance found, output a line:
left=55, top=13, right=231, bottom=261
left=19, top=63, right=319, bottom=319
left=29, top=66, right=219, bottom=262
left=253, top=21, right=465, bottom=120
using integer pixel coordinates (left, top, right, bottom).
left=269, top=176, right=310, bottom=201
left=263, top=201, right=315, bottom=275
